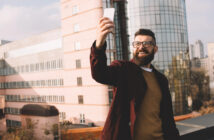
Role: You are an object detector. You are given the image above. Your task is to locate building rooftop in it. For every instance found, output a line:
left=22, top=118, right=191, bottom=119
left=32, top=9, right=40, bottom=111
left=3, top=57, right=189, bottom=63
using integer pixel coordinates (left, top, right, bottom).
left=0, top=40, right=10, bottom=46
left=21, top=104, right=59, bottom=117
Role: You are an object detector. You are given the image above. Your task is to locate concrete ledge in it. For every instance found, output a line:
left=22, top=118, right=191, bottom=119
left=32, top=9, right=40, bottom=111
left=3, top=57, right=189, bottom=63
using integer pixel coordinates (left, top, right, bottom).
left=177, top=113, right=214, bottom=140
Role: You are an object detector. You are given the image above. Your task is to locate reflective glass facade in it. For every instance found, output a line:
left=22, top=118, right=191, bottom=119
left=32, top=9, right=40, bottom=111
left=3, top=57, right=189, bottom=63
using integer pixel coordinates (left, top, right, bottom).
left=128, top=0, right=190, bottom=115
left=102, top=0, right=129, bottom=64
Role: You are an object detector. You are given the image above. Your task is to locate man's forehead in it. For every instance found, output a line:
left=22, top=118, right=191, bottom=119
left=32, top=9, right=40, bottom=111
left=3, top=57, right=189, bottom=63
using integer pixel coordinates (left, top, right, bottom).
left=134, top=35, right=153, bottom=41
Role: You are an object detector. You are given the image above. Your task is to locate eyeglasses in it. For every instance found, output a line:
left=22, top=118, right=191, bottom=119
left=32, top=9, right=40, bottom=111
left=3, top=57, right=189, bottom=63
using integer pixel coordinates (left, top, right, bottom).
left=132, top=41, right=155, bottom=48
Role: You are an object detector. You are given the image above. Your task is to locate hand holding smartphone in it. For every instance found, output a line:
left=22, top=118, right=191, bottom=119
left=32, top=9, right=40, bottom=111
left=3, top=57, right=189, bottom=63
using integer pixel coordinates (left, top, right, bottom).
left=96, top=8, right=115, bottom=49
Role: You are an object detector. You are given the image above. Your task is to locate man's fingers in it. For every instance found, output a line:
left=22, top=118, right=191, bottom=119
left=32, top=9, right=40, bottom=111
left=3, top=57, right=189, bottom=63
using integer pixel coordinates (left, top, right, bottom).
left=100, top=20, right=114, bottom=29
left=100, top=24, right=114, bottom=32
left=99, top=17, right=112, bottom=24
left=102, top=29, right=113, bottom=36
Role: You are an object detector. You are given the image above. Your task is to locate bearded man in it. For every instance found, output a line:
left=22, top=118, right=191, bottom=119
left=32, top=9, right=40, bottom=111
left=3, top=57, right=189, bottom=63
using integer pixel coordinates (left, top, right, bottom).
left=90, top=17, right=180, bottom=140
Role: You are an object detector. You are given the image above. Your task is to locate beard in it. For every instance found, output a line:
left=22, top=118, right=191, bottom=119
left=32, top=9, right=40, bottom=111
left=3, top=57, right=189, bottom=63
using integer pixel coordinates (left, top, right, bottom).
left=133, top=48, right=155, bottom=66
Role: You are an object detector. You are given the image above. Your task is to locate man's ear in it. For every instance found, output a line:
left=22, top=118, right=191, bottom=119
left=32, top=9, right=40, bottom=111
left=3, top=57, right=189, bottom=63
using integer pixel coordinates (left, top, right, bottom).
left=154, top=45, right=158, bottom=53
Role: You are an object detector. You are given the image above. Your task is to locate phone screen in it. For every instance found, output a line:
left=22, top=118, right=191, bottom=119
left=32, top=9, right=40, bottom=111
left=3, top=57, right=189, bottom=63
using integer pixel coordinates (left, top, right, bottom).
left=103, top=8, right=115, bottom=21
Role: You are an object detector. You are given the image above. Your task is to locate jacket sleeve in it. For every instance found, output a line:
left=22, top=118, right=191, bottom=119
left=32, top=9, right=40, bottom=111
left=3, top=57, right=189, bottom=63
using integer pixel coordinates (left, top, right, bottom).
left=164, top=79, right=180, bottom=140
left=90, top=40, right=122, bottom=87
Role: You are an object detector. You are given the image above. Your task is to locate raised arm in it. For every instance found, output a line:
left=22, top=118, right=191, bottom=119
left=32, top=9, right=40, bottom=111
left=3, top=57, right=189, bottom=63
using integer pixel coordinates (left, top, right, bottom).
left=90, top=17, right=121, bottom=86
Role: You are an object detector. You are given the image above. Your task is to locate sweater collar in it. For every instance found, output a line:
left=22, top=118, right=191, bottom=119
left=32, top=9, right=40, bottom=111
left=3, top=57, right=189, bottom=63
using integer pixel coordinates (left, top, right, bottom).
left=130, top=59, right=153, bottom=72
left=141, top=67, right=153, bottom=72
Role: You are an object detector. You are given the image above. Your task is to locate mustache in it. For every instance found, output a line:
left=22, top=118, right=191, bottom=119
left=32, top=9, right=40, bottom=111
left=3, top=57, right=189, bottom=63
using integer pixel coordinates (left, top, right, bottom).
left=138, top=48, right=149, bottom=54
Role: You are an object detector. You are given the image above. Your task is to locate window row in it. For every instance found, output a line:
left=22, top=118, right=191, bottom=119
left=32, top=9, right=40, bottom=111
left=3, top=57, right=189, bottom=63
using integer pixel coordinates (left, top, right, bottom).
left=0, top=79, right=64, bottom=89
left=0, top=59, right=63, bottom=76
left=5, top=107, right=20, bottom=115
left=142, top=14, right=185, bottom=26
left=143, top=0, right=183, bottom=8
left=5, top=94, right=65, bottom=103
left=6, top=119, right=21, bottom=127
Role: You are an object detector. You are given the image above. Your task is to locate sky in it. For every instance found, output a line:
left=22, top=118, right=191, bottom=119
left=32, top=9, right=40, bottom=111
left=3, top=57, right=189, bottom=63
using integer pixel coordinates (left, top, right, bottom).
left=0, top=0, right=60, bottom=41
left=0, top=0, right=213, bottom=48
left=186, top=0, right=214, bottom=46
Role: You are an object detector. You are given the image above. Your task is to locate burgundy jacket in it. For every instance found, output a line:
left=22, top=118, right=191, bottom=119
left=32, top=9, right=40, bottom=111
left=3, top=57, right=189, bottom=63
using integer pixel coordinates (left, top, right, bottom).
left=90, top=41, right=180, bottom=140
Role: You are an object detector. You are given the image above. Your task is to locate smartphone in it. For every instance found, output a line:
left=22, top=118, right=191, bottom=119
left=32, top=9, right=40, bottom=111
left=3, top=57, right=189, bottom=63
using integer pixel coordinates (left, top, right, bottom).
left=103, top=8, right=115, bottom=21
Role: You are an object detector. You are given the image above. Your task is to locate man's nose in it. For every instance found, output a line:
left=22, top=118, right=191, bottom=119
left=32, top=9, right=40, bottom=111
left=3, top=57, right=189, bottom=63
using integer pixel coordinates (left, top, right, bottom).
left=138, top=43, right=144, bottom=49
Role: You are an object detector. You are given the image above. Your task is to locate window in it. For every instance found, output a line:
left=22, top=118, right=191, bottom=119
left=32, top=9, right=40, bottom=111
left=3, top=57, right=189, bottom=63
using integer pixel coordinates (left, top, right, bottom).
left=53, top=96, right=57, bottom=102
left=77, top=77, right=82, bottom=86
left=17, top=66, right=20, bottom=73
left=74, top=24, right=80, bottom=32
left=52, top=79, right=57, bottom=86
left=61, top=96, right=65, bottom=103
left=30, top=95, right=34, bottom=102
left=76, top=59, right=81, bottom=68
left=46, top=61, right=51, bottom=70
left=35, top=63, right=39, bottom=71
left=38, top=96, right=42, bottom=102
left=56, top=60, right=60, bottom=68
left=21, top=65, right=24, bottom=73
left=48, top=96, right=53, bottom=102
left=6, top=119, right=21, bottom=127
left=42, top=96, right=46, bottom=102
left=108, top=90, right=113, bottom=104
left=51, top=60, right=56, bottom=69
left=59, top=59, right=63, bottom=68
left=5, top=95, right=9, bottom=101
left=78, top=95, right=84, bottom=104
left=37, top=80, right=41, bottom=87
left=59, top=79, right=64, bottom=86
left=48, top=80, right=51, bottom=86
left=41, top=80, right=45, bottom=86
left=181, top=33, right=184, bottom=43
left=80, top=113, right=85, bottom=124
left=25, top=65, right=29, bottom=72
left=72, top=5, right=79, bottom=15
left=30, top=64, right=34, bottom=72
left=59, top=112, right=66, bottom=120
left=40, top=62, right=44, bottom=71
left=74, top=42, right=81, bottom=50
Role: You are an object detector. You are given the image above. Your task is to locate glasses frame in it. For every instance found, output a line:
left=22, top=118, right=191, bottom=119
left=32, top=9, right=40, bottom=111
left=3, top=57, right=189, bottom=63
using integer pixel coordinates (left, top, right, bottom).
left=132, top=41, right=156, bottom=49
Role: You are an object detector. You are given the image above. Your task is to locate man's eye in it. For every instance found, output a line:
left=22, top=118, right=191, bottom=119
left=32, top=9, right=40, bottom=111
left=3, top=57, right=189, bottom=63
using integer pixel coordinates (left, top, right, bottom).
left=136, top=42, right=141, bottom=45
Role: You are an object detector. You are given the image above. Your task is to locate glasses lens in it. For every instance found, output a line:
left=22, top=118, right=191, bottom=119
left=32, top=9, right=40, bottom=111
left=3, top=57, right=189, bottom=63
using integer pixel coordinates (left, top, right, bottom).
left=133, top=41, right=155, bottom=48
left=133, top=41, right=140, bottom=47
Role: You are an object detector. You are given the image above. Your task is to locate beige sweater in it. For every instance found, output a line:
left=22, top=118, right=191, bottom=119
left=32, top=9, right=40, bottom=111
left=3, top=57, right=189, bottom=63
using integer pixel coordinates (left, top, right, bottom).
left=134, top=70, right=164, bottom=140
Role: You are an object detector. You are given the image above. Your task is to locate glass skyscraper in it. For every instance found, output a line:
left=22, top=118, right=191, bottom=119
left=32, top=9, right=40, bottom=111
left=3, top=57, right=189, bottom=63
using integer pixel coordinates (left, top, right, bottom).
left=127, top=0, right=190, bottom=115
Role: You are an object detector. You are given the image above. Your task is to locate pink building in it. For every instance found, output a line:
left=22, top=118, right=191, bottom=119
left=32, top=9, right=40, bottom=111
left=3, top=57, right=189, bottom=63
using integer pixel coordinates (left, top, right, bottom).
left=0, top=0, right=115, bottom=128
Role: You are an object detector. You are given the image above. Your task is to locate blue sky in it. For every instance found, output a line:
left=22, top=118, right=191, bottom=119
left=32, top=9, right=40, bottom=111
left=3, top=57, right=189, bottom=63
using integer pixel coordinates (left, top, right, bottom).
left=0, top=0, right=57, bottom=8
left=0, top=0, right=213, bottom=48
left=0, top=0, right=60, bottom=41
left=186, top=0, right=214, bottom=46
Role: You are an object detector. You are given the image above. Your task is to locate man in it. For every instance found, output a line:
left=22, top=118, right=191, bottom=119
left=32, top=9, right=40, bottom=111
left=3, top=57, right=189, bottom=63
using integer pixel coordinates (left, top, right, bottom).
left=90, top=17, right=180, bottom=140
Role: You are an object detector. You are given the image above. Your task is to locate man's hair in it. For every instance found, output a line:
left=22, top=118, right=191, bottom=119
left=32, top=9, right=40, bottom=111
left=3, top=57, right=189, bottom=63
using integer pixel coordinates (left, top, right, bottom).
left=134, top=29, right=156, bottom=44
